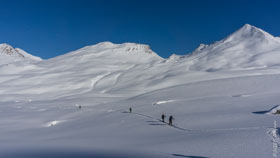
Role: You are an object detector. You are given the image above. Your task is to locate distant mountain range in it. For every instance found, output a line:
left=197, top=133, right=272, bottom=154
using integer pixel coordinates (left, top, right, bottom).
left=1, top=24, right=280, bottom=71
left=0, top=24, right=280, bottom=101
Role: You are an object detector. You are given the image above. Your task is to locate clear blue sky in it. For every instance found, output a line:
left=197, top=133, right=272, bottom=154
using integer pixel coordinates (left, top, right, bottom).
left=0, top=0, right=280, bottom=59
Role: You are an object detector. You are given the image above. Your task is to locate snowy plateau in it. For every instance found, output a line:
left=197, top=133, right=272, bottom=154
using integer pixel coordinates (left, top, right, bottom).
left=1, top=24, right=280, bottom=158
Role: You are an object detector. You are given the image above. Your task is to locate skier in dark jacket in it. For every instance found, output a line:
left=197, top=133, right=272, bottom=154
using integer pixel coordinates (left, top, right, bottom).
left=161, top=113, right=166, bottom=122
left=129, top=107, right=132, bottom=113
left=169, top=116, right=174, bottom=126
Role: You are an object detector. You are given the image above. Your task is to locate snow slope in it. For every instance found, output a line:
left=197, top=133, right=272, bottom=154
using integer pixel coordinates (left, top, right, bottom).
left=1, top=25, right=280, bottom=157
left=1, top=71, right=280, bottom=158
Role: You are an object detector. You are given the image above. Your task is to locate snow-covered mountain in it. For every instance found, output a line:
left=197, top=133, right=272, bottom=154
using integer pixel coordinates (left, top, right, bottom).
left=1, top=24, right=280, bottom=158
left=2, top=24, right=280, bottom=72
left=2, top=24, right=280, bottom=100
left=0, top=43, right=42, bottom=65
left=0, top=42, right=168, bottom=101
left=176, top=24, right=280, bottom=71
left=48, top=42, right=162, bottom=64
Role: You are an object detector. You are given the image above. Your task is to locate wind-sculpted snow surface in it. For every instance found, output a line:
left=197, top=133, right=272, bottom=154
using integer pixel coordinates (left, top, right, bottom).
left=1, top=72, right=280, bottom=158
left=1, top=24, right=280, bottom=157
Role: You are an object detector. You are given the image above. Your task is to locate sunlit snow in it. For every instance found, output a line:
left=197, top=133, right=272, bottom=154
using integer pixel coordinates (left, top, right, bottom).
left=1, top=24, right=280, bottom=158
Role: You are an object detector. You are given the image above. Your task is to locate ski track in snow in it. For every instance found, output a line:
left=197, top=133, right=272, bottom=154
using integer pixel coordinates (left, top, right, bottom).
left=113, top=64, right=137, bottom=85
left=90, top=72, right=111, bottom=90
left=120, top=109, right=267, bottom=132
left=89, top=65, right=137, bottom=93
left=112, top=73, right=122, bottom=85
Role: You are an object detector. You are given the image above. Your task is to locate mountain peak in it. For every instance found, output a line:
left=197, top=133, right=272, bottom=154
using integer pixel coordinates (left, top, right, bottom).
left=185, top=24, right=280, bottom=71
left=238, top=24, right=266, bottom=35
left=77, top=42, right=162, bottom=59
left=0, top=43, right=42, bottom=64
left=0, top=43, right=24, bottom=57
left=94, top=41, right=115, bottom=47
left=121, top=42, right=156, bottom=55
left=241, top=23, right=256, bottom=30
left=56, top=42, right=163, bottom=64
left=224, top=24, right=275, bottom=42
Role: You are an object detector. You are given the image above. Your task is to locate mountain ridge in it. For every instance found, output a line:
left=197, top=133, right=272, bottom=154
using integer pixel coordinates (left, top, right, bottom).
left=1, top=24, right=280, bottom=71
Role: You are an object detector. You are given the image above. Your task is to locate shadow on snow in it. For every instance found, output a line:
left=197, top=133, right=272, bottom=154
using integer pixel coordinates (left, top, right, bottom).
left=252, top=105, right=279, bottom=114
left=172, top=153, right=209, bottom=158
